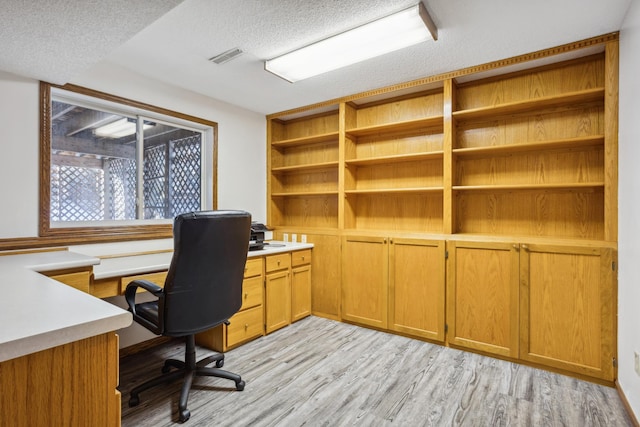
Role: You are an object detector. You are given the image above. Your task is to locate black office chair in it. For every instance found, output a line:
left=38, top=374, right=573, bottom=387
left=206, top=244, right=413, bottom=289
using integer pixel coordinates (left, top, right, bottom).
left=125, top=210, right=251, bottom=423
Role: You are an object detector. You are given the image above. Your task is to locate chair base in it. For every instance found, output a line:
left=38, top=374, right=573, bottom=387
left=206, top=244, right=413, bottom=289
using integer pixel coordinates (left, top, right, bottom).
left=129, top=335, right=245, bottom=423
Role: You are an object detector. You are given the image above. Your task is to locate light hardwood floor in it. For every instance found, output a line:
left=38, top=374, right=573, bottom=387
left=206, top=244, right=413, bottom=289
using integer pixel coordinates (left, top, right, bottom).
left=119, top=316, right=633, bottom=426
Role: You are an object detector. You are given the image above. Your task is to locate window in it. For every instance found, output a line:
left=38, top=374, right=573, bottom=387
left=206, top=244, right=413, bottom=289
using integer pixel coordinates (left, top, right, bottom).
left=40, top=83, right=217, bottom=241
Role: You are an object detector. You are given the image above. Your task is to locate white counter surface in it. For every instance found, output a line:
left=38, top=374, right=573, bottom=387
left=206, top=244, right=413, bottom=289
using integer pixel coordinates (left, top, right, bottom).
left=1, top=241, right=312, bottom=363
left=93, top=241, right=313, bottom=279
left=0, top=251, right=133, bottom=362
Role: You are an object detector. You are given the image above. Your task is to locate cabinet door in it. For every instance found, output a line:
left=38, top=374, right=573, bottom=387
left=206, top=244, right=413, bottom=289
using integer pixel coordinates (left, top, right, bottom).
left=389, top=238, right=445, bottom=342
left=291, top=264, right=312, bottom=322
left=342, top=235, right=388, bottom=329
left=447, top=241, right=519, bottom=357
left=520, top=244, right=616, bottom=380
left=265, top=270, right=291, bottom=334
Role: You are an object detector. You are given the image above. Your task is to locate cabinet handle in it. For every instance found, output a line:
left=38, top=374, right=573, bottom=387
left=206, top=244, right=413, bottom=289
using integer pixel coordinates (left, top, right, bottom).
left=277, top=260, right=281, bottom=266
left=301, top=256, right=305, bottom=261
left=244, top=292, right=248, bottom=299
left=390, top=239, right=393, bottom=244
left=512, top=244, right=519, bottom=252
left=522, top=244, right=529, bottom=251
left=244, top=324, right=249, bottom=331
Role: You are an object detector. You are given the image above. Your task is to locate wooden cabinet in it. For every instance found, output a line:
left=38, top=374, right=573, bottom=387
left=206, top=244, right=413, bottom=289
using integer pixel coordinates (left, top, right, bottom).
left=389, top=238, right=445, bottom=342
left=197, top=257, right=265, bottom=352
left=446, top=241, right=520, bottom=358
left=519, top=244, right=616, bottom=381
left=45, top=267, right=92, bottom=293
left=447, top=240, right=617, bottom=381
left=291, top=249, right=312, bottom=322
left=266, top=36, right=619, bottom=382
left=265, top=253, right=292, bottom=334
left=342, top=235, right=388, bottom=329
left=342, top=235, right=446, bottom=340
left=0, top=332, right=120, bottom=427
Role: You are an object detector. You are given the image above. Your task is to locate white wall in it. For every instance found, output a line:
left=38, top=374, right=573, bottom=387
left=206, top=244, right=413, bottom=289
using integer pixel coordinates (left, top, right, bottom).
left=618, top=0, right=640, bottom=420
left=0, top=71, right=40, bottom=238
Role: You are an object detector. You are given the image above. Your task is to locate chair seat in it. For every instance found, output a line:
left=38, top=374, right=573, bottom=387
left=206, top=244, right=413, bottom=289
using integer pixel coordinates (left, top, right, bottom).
left=136, top=301, right=160, bottom=325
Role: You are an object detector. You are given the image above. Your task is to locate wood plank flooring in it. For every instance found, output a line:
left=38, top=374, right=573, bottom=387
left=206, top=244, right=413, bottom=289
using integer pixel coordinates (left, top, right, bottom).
left=119, top=316, right=633, bottom=426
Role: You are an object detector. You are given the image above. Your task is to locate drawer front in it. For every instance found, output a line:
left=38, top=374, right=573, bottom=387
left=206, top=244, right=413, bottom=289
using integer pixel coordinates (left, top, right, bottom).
left=50, top=271, right=91, bottom=293
left=241, top=275, right=263, bottom=310
left=244, top=257, right=263, bottom=278
left=265, top=253, right=291, bottom=272
left=227, top=305, right=264, bottom=347
left=291, top=249, right=312, bottom=267
left=120, top=271, right=167, bottom=294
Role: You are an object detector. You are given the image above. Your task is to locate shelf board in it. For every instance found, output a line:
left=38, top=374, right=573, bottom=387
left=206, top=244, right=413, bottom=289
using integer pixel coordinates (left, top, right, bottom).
left=271, top=190, right=339, bottom=197
left=453, top=182, right=605, bottom=192
left=453, top=135, right=604, bottom=158
left=452, top=88, right=604, bottom=121
left=271, top=161, right=339, bottom=173
left=345, top=151, right=444, bottom=166
left=271, top=131, right=339, bottom=148
left=345, top=187, right=444, bottom=195
left=346, top=116, right=444, bottom=138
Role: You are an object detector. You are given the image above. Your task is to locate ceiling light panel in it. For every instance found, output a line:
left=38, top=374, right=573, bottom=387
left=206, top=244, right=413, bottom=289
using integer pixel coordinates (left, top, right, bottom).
left=265, top=3, right=437, bottom=83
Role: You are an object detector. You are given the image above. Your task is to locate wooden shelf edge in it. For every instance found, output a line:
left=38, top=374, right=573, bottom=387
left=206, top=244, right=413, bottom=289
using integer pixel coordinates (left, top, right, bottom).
left=271, top=191, right=339, bottom=197
left=271, top=131, right=339, bottom=147
left=345, top=187, right=444, bottom=195
left=453, top=88, right=605, bottom=121
left=271, top=161, right=339, bottom=173
left=453, top=182, right=605, bottom=192
left=453, top=136, right=605, bottom=157
left=346, top=115, right=444, bottom=138
left=345, top=151, right=444, bottom=166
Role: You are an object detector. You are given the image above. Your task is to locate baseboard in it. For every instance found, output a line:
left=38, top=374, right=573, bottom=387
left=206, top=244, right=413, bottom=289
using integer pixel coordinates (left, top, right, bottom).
left=616, top=380, right=640, bottom=427
left=119, top=336, right=174, bottom=359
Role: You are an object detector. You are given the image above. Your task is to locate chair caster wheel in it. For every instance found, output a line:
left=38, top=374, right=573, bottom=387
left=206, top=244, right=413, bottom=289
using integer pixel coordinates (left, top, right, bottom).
left=236, top=380, right=245, bottom=391
left=161, top=365, right=171, bottom=373
left=216, top=359, right=224, bottom=368
left=179, top=409, right=191, bottom=423
left=129, top=395, right=140, bottom=407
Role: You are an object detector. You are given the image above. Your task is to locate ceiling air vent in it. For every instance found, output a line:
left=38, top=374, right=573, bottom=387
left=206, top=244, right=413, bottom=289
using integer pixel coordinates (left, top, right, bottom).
left=209, top=48, right=244, bottom=65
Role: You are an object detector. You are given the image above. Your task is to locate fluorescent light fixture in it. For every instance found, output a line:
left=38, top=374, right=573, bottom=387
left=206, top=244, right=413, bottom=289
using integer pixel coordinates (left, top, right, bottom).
left=95, top=118, right=153, bottom=138
left=265, top=3, right=437, bottom=83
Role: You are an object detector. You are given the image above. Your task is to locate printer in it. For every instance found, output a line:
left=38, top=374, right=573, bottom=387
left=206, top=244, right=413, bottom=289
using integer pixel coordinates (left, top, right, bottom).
left=249, top=222, right=269, bottom=251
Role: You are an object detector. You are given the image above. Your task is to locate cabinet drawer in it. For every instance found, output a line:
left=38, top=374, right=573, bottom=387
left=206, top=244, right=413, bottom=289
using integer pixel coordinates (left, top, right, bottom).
left=244, top=257, right=263, bottom=278
left=120, top=271, right=167, bottom=294
left=266, top=253, right=291, bottom=272
left=291, top=249, right=311, bottom=267
left=227, top=305, right=264, bottom=347
left=49, top=271, right=91, bottom=293
left=241, top=275, right=263, bottom=310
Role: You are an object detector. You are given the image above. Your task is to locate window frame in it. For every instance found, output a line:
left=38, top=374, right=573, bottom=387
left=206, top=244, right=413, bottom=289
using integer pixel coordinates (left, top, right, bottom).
left=39, top=82, right=218, bottom=242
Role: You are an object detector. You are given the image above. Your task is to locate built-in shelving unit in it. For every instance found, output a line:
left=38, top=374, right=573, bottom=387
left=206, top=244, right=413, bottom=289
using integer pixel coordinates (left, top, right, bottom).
left=266, top=34, right=619, bottom=383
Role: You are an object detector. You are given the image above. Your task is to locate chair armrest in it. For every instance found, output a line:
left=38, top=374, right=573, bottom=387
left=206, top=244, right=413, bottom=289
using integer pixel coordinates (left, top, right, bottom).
left=125, top=279, right=164, bottom=314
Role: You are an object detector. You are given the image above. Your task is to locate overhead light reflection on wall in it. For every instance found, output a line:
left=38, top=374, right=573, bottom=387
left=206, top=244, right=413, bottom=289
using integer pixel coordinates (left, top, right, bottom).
left=265, top=3, right=437, bottom=83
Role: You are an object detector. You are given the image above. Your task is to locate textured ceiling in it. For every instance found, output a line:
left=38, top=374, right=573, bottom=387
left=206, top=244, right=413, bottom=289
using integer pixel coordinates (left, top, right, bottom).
left=0, top=0, right=633, bottom=115
left=0, top=0, right=184, bottom=84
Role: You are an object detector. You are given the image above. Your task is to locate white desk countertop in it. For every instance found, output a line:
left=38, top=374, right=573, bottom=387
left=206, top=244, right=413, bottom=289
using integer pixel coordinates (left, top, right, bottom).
left=1, top=241, right=312, bottom=363
left=0, top=251, right=133, bottom=363
left=93, top=240, right=313, bottom=280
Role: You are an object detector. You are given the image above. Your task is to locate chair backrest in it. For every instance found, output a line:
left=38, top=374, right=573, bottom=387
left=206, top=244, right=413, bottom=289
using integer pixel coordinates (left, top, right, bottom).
left=161, top=210, right=251, bottom=336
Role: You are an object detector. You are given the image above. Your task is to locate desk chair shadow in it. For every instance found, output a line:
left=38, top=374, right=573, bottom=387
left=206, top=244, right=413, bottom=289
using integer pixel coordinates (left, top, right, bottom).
left=125, top=210, right=251, bottom=423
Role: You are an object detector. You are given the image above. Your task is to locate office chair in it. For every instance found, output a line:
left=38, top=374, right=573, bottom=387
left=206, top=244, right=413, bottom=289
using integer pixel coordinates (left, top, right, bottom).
left=125, top=210, right=251, bottom=423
